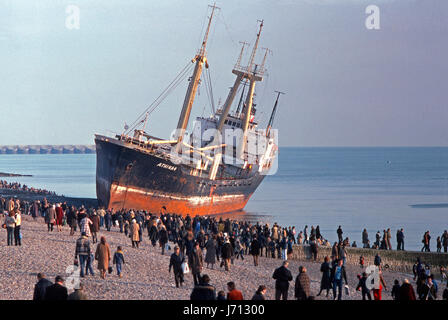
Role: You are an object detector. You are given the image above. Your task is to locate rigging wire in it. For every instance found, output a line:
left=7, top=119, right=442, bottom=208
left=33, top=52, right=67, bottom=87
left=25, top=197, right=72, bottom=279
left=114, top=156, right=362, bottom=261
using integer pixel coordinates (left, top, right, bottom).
left=124, top=61, right=194, bottom=135
left=206, top=68, right=216, bottom=114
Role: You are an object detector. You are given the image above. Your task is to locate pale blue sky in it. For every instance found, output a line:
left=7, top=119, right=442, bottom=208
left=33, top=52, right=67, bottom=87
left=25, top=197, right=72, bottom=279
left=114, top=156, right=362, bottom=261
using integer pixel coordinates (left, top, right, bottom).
left=1, top=0, right=447, bottom=146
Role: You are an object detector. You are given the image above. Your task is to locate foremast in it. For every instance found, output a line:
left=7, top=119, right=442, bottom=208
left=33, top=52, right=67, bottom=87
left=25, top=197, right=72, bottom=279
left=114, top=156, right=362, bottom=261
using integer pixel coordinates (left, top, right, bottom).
left=175, top=4, right=219, bottom=153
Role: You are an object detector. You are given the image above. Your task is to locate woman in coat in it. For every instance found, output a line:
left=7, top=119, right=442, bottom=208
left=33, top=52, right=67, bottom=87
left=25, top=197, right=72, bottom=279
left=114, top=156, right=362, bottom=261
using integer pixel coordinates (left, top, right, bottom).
left=204, top=235, right=217, bottom=269
left=317, top=256, right=332, bottom=297
left=55, top=204, right=64, bottom=232
left=130, top=219, right=140, bottom=248
left=95, top=236, right=111, bottom=279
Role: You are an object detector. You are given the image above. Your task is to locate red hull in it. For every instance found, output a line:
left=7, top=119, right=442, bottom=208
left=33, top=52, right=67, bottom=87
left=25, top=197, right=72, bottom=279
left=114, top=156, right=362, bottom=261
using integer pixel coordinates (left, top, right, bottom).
left=108, top=183, right=251, bottom=216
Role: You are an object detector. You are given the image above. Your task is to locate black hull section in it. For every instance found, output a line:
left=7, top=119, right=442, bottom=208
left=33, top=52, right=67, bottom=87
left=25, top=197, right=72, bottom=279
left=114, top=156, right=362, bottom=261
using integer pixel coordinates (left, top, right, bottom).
left=95, top=136, right=265, bottom=215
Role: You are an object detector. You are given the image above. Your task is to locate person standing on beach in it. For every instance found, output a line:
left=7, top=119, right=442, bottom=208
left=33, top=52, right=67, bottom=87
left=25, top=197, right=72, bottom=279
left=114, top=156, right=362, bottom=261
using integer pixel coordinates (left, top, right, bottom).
left=386, top=228, right=392, bottom=250
left=44, top=276, right=68, bottom=300
left=330, top=259, right=348, bottom=300
left=337, top=226, right=343, bottom=243
left=45, top=204, right=56, bottom=232
left=303, top=225, right=308, bottom=244
left=4, top=211, right=16, bottom=246
left=250, top=235, right=261, bottom=266
left=90, top=212, right=100, bottom=244
left=80, top=212, right=93, bottom=238
left=105, top=210, right=112, bottom=232
left=130, top=219, right=140, bottom=248
left=251, top=285, right=267, bottom=300
left=13, top=209, right=22, bottom=246
left=75, top=232, right=91, bottom=278
left=204, top=235, right=217, bottom=269
left=55, top=204, right=64, bottom=232
left=294, top=266, right=311, bottom=300
left=33, top=273, right=53, bottom=301
left=422, top=231, right=431, bottom=252
left=189, top=241, right=204, bottom=286
left=441, top=230, right=448, bottom=253
left=190, top=274, right=216, bottom=300
left=169, top=245, right=184, bottom=287
left=362, top=229, right=369, bottom=248
left=31, top=201, right=39, bottom=220
left=67, top=206, right=77, bottom=236
left=356, top=272, right=372, bottom=300
left=95, top=236, right=111, bottom=279
left=227, top=282, right=244, bottom=300
left=372, top=267, right=387, bottom=300
left=397, top=228, right=404, bottom=250
left=113, top=246, right=126, bottom=278
left=317, top=256, right=332, bottom=297
left=158, top=224, right=169, bottom=255
left=398, top=279, right=416, bottom=300
left=221, top=237, right=233, bottom=271
left=67, top=282, right=88, bottom=300
left=272, top=261, right=293, bottom=300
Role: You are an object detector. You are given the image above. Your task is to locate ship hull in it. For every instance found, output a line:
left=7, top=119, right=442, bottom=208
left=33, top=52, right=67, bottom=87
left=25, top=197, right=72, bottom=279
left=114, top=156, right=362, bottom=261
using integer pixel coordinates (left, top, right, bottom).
left=95, top=135, right=265, bottom=216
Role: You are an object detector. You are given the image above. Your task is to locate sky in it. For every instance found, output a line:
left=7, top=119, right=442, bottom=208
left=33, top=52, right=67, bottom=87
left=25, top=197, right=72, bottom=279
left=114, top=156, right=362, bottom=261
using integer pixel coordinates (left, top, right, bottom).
left=1, top=0, right=447, bottom=146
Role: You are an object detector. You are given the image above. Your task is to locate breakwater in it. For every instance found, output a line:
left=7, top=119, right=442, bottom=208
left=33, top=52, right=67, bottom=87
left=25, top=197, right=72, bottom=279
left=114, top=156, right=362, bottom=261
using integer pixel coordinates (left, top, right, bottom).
left=290, top=244, right=448, bottom=275
left=0, top=145, right=96, bottom=154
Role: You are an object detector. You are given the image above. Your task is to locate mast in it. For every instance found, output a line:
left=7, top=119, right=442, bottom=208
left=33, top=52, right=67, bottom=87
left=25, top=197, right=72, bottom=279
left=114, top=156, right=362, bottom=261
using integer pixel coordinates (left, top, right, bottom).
left=175, top=4, right=219, bottom=152
left=266, top=91, right=284, bottom=137
left=237, top=20, right=264, bottom=160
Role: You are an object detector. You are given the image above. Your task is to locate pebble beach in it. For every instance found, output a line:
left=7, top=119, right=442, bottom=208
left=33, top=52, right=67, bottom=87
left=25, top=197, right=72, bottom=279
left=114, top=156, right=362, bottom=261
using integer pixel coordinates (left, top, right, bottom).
left=0, top=215, right=413, bottom=300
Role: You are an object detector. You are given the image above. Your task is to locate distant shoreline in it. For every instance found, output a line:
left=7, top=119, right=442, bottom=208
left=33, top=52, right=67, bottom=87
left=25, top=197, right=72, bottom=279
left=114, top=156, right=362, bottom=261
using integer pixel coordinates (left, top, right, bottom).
left=0, top=172, right=32, bottom=177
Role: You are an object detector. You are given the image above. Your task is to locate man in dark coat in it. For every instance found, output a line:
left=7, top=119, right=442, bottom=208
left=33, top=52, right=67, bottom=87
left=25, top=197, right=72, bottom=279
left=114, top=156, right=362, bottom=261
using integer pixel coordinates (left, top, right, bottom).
left=272, top=261, right=293, bottom=300
left=396, top=228, right=405, bottom=250
left=190, top=274, right=216, bottom=300
left=169, top=245, right=185, bottom=288
left=221, top=238, right=233, bottom=271
left=250, top=236, right=261, bottom=266
left=294, top=266, right=311, bottom=300
left=44, top=276, right=68, bottom=300
left=337, top=226, right=343, bottom=243
left=188, top=242, right=204, bottom=286
left=33, top=273, right=53, bottom=301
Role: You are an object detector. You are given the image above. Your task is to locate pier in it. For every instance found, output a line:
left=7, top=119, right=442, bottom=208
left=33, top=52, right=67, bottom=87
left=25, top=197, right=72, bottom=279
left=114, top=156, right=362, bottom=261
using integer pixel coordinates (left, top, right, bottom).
left=0, top=145, right=96, bottom=154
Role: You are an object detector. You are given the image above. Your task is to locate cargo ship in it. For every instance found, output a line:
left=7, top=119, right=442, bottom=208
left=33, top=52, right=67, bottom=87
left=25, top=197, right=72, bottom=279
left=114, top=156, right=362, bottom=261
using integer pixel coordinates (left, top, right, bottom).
left=94, top=5, right=282, bottom=215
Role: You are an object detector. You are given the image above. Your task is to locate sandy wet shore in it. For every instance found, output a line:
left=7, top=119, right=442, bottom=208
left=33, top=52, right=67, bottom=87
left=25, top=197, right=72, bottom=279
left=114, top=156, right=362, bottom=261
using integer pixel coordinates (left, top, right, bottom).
left=0, top=215, right=415, bottom=300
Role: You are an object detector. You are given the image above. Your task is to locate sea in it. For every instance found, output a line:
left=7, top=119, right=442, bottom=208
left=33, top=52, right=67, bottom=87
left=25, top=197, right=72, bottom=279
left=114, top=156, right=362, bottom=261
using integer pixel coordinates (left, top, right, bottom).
left=0, top=147, right=447, bottom=251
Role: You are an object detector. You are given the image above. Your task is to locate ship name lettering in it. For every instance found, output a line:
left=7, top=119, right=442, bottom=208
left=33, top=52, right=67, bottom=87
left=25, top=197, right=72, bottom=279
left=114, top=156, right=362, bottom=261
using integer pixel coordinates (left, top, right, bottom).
left=157, top=162, right=177, bottom=171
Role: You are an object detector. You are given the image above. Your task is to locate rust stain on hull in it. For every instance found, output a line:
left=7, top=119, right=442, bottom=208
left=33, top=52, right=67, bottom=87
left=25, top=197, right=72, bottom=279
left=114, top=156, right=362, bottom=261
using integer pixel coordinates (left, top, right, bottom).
left=108, top=184, right=250, bottom=216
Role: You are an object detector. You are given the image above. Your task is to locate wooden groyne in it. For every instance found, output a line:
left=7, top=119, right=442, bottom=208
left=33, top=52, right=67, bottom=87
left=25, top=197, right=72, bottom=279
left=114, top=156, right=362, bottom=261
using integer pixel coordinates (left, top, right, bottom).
left=0, top=145, right=96, bottom=154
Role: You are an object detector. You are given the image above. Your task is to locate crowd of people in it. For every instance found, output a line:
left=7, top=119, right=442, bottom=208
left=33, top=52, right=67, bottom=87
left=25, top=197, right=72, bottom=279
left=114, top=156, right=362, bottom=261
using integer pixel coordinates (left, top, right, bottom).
left=1, top=191, right=447, bottom=301
left=0, top=181, right=57, bottom=196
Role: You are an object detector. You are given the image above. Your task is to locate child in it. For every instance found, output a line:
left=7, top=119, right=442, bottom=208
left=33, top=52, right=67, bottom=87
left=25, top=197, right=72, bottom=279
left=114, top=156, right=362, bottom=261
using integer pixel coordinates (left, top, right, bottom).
left=359, top=256, right=365, bottom=269
left=113, top=246, right=126, bottom=278
left=356, top=272, right=371, bottom=300
left=217, top=291, right=226, bottom=301
left=86, top=252, right=95, bottom=276
left=391, top=279, right=400, bottom=300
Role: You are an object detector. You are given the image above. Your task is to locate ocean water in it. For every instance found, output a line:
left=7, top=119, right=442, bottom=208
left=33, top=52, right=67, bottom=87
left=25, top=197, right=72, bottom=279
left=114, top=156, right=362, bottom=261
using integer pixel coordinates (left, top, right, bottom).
left=0, top=147, right=447, bottom=251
